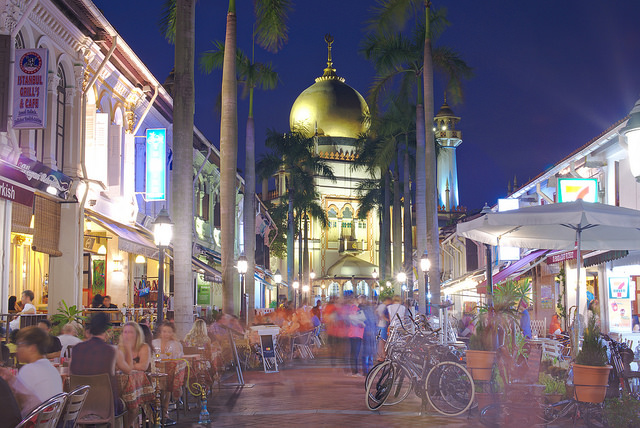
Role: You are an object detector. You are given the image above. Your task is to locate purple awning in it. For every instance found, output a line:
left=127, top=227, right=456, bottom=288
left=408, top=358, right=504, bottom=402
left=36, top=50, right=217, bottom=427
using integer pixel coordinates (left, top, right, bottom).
left=477, top=249, right=548, bottom=292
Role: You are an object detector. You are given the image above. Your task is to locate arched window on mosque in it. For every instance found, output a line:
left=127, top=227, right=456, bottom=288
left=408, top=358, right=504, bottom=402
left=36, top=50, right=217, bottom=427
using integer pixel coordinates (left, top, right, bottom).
left=342, top=207, right=353, bottom=242
left=329, top=281, right=340, bottom=297
left=328, top=207, right=339, bottom=241
left=356, top=280, right=368, bottom=296
left=343, top=281, right=354, bottom=297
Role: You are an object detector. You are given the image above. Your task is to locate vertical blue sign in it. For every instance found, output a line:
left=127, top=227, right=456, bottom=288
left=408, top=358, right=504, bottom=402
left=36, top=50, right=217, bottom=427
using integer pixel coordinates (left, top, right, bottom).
left=146, top=128, right=166, bottom=200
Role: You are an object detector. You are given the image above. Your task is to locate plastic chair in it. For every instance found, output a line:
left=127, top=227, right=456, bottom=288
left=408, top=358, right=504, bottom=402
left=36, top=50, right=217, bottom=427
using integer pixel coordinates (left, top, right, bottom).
left=70, top=374, right=127, bottom=428
left=57, top=384, right=90, bottom=428
left=15, top=392, right=68, bottom=428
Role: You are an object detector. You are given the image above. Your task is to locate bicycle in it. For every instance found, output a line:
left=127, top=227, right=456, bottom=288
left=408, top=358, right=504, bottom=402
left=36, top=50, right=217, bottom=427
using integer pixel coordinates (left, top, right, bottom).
left=365, top=312, right=474, bottom=416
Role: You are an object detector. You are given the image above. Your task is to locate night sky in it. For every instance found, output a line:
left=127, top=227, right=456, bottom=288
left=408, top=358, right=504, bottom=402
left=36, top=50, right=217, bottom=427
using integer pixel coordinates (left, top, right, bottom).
left=93, top=0, right=640, bottom=211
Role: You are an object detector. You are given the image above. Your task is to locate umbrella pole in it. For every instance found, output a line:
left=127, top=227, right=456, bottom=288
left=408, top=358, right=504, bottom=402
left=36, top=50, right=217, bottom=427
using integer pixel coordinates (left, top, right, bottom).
left=485, top=244, right=493, bottom=307
left=573, top=229, right=582, bottom=359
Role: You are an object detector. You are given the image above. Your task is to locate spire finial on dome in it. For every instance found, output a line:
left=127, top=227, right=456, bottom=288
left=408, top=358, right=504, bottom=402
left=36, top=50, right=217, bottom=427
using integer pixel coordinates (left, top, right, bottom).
left=317, top=34, right=343, bottom=82
left=443, top=91, right=447, bottom=105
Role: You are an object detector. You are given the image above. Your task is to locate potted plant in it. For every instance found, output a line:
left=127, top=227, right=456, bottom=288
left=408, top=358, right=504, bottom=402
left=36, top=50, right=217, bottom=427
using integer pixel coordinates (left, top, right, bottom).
left=539, top=372, right=566, bottom=403
left=50, top=300, right=86, bottom=336
left=467, top=280, right=531, bottom=381
left=573, top=314, right=611, bottom=403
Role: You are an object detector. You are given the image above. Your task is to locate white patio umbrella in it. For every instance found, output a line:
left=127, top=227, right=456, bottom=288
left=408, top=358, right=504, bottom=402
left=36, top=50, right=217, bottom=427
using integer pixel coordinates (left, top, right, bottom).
left=457, top=200, right=640, bottom=346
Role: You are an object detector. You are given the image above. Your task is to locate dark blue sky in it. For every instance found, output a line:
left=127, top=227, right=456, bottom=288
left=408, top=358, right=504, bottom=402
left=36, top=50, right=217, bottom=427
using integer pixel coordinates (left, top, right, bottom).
left=93, top=0, right=640, bottom=210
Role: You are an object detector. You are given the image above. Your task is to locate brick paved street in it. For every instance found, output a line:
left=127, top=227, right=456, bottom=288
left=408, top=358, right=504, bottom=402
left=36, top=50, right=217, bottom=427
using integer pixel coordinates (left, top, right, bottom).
left=173, top=356, right=587, bottom=428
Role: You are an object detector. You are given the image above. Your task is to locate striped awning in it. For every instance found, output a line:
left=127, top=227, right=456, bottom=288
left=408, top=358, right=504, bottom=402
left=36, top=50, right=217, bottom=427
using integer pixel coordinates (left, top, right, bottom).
left=582, top=250, right=629, bottom=267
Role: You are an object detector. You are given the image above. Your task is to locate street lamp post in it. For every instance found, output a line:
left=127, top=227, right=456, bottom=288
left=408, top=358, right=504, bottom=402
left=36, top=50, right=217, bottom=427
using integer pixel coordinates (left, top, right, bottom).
left=420, top=251, right=431, bottom=314
left=292, top=281, right=300, bottom=309
left=152, top=208, right=173, bottom=326
left=309, top=271, right=316, bottom=305
left=397, top=271, right=407, bottom=304
left=274, top=269, right=282, bottom=306
left=237, top=255, right=248, bottom=325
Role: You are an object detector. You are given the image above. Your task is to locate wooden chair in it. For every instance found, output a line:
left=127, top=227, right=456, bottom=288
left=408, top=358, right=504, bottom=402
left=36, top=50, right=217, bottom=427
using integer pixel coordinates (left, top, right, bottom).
left=15, top=392, right=68, bottom=428
left=19, top=313, right=48, bottom=329
left=58, top=384, right=90, bottom=428
left=70, top=374, right=127, bottom=428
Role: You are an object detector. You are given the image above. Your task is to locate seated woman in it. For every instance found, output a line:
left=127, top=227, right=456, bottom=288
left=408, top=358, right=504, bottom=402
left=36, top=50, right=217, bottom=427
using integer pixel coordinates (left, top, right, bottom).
left=184, top=319, right=212, bottom=349
left=151, top=321, right=184, bottom=360
left=119, top=322, right=151, bottom=371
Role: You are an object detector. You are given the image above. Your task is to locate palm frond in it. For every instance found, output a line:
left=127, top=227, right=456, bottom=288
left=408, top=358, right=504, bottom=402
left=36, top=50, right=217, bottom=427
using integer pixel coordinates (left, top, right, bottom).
left=159, top=0, right=177, bottom=44
left=254, top=0, right=293, bottom=53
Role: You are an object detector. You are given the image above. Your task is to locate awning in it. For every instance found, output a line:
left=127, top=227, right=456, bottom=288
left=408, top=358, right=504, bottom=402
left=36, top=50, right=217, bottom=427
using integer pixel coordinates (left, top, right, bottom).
left=582, top=250, right=629, bottom=267
left=85, top=210, right=157, bottom=258
left=192, top=256, right=222, bottom=282
left=477, top=249, right=548, bottom=293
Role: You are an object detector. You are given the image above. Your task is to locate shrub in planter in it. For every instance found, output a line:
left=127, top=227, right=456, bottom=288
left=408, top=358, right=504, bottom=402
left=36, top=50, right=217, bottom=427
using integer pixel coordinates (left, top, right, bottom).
left=573, top=314, right=611, bottom=403
left=605, top=392, right=640, bottom=427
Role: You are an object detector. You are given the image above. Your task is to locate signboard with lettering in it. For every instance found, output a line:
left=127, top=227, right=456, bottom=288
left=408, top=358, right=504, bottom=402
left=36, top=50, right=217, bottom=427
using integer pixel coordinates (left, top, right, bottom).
left=13, top=48, right=48, bottom=129
left=558, top=178, right=598, bottom=203
left=15, top=155, right=72, bottom=199
left=145, top=128, right=166, bottom=200
left=609, top=277, right=630, bottom=299
left=546, top=250, right=577, bottom=265
left=0, top=177, right=34, bottom=206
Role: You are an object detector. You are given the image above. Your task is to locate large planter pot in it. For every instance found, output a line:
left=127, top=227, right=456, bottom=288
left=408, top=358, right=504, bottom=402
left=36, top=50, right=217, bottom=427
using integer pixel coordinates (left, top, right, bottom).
left=466, top=350, right=496, bottom=382
left=573, top=364, right=612, bottom=403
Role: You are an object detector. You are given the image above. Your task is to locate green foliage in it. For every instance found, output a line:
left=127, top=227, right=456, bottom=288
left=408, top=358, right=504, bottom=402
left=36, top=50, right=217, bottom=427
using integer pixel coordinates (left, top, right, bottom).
left=605, top=392, right=640, bottom=427
left=556, top=268, right=567, bottom=322
left=576, top=314, right=608, bottom=366
left=379, top=284, right=395, bottom=300
left=538, top=373, right=566, bottom=395
left=50, top=300, right=86, bottom=336
left=269, top=300, right=277, bottom=309
left=469, top=280, right=531, bottom=351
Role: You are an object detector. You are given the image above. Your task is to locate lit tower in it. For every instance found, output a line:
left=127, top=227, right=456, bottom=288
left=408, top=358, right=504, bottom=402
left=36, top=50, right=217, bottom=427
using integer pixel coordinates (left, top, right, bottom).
left=434, top=96, right=462, bottom=212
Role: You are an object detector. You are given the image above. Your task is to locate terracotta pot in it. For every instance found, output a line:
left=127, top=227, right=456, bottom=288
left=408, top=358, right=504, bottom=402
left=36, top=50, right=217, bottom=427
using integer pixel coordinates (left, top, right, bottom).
left=573, top=364, right=612, bottom=403
left=466, top=350, right=496, bottom=382
left=545, top=393, right=563, bottom=404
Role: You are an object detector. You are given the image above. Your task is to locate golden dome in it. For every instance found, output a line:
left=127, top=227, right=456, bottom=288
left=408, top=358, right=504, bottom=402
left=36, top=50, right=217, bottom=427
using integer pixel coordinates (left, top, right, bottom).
left=289, top=35, right=369, bottom=138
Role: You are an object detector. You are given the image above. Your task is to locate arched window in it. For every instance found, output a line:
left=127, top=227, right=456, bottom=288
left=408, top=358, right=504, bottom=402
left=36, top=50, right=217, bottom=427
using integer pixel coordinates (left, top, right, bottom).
left=328, top=207, right=338, bottom=241
left=343, top=281, right=353, bottom=296
left=55, top=64, right=66, bottom=171
left=356, top=280, right=369, bottom=296
left=329, top=281, right=340, bottom=297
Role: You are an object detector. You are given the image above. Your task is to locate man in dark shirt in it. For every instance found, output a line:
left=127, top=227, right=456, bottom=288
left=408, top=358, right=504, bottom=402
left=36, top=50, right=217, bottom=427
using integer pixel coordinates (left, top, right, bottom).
left=70, top=313, right=132, bottom=415
left=101, top=295, right=118, bottom=309
left=37, top=319, right=62, bottom=359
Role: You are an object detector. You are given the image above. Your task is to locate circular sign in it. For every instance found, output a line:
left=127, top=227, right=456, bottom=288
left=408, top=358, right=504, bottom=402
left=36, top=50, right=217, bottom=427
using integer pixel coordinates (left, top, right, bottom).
left=19, top=51, right=43, bottom=75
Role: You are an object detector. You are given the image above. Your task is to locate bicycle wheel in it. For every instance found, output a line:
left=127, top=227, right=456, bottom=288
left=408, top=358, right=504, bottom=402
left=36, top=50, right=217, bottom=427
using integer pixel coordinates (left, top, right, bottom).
left=425, top=361, right=474, bottom=416
left=365, top=361, right=394, bottom=410
left=365, top=361, right=385, bottom=390
left=384, top=362, right=413, bottom=406
left=479, top=403, right=502, bottom=427
left=581, top=402, right=607, bottom=428
left=542, top=399, right=576, bottom=424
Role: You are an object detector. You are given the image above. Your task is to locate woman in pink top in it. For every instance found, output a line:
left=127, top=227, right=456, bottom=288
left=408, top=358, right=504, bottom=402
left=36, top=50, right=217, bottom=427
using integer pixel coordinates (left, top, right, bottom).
left=347, top=299, right=366, bottom=376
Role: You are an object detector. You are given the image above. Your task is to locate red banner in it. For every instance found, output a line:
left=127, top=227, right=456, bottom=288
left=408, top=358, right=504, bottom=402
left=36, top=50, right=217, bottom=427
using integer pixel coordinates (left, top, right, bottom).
left=0, top=177, right=34, bottom=206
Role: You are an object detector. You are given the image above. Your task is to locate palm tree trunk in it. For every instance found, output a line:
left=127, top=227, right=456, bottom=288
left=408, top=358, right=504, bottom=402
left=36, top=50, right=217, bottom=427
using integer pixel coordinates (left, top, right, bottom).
left=303, top=211, right=309, bottom=287
left=415, top=103, right=427, bottom=313
left=382, top=170, right=391, bottom=280
left=392, top=159, right=402, bottom=280
left=423, top=4, right=441, bottom=306
left=220, top=2, right=238, bottom=315
left=244, top=115, right=256, bottom=322
left=172, top=0, right=196, bottom=338
left=287, top=188, right=294, bottom=299
left=403, top=144, right=413, bottom=287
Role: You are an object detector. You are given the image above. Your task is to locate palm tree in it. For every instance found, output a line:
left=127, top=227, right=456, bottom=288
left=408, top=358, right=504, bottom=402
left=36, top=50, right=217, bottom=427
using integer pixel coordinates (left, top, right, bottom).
left=366, top=1, right=472, bottom=311
left=258, top=130, right=335, bottom=295
left=200, top=42, right=278, bottom=321
left=163, top=0, right=291, bottom=316
left=160, top=0, right=196, bottom=337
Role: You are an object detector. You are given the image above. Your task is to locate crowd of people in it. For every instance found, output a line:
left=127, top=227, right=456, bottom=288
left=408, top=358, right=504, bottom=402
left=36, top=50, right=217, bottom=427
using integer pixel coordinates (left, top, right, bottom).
left=0, top=289, right=236, bottom=427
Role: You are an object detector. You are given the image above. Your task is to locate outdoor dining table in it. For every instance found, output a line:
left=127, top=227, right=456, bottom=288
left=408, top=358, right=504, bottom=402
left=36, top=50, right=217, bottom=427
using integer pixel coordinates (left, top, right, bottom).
left=117, top=370, right=155, bottom=412
left=155, top=359, right=188, bottom=396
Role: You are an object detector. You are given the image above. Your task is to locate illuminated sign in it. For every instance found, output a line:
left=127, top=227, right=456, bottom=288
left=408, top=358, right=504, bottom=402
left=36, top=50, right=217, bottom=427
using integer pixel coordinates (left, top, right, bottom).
left=558, top=178, right=598, bottom=203
left=13, top=48, right=48, bottom=129
left=609, top=277, right=630, bottom=299
left=145, top=128, right=166, bottom=200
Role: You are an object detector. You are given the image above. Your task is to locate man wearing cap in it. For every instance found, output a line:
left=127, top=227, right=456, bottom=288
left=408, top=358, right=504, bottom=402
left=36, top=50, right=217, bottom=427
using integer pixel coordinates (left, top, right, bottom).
left=518, top=299, right=532, bottom=339
left=70, top=312, right=133, bottom=415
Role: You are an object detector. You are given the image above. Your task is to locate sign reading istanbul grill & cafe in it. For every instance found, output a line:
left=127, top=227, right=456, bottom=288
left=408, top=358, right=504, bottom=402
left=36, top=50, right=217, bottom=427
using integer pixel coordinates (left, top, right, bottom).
left=13, top=48, right=48, bottom=129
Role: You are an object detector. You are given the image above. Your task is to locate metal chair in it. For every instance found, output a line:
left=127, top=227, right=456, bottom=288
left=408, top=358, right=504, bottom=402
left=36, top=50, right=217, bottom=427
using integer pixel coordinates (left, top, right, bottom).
left=291, top=331, right=315, bottom=359
left=57, top=384, right=90, bottom=428
left=15, top=392, right=68, bottom=428
left=70, top=374, right=127, bottom=428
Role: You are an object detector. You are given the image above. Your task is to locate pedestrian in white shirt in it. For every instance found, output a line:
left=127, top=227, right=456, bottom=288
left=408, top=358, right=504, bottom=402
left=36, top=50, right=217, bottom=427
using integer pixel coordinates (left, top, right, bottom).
left=387, top=296, right=407, bottom=329
left=9, top=290, right=36, bottom=331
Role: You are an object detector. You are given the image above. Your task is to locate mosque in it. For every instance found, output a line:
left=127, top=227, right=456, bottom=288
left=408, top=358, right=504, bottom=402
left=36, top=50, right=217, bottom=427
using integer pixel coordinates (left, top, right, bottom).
left=266, top=36, right=465, bottom=303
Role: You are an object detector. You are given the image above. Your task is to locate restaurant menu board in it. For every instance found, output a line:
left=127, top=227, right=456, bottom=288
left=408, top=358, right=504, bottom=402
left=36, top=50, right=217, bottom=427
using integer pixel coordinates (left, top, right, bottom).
left=13, top=48, right=48, bottom=129
left=609, top=299, right=632, bottom=333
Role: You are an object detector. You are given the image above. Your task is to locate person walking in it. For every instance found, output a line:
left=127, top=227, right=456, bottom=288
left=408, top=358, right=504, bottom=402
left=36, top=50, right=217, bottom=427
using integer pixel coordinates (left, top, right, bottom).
left=347, top=298, right=365, bottom=376
left=359, top=296, right=377, bottom=375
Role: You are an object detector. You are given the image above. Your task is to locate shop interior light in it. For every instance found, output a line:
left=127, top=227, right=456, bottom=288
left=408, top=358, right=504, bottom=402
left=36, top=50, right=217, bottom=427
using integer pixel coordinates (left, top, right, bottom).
left=112, top=259, right=122, bottom=272
left=135, top=255, right=146, bottom=264
left=97, top=244, right=107, bottom=255
left=46, top=186, right=57, bottom=195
